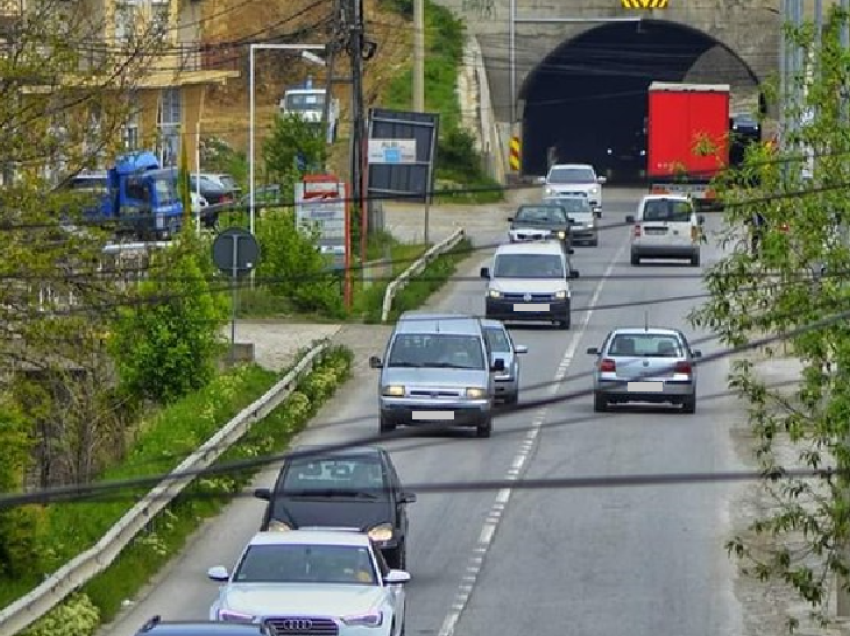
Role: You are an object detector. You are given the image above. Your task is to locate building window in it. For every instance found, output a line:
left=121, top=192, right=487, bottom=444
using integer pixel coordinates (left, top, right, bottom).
left=115, top=0, right=137, bottom=43
left=151, top=0, right=170, bottom=35
left=157, top=87, right=181, bottom=167
left=124, top=98, right=140, bottom=152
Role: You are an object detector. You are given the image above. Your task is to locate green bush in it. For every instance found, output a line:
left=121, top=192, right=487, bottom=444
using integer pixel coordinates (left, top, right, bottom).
left=23, top=347, right=353, bottom=634
left=23, top=593, right=100, bottom=636
left=109, top=234, right=229, bottom=405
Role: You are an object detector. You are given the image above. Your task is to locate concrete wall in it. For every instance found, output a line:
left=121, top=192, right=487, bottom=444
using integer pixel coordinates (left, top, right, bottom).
left=431, top=0, right=781, bottom=123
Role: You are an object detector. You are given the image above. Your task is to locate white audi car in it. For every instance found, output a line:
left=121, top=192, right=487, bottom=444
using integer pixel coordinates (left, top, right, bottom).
left=208, top=530, right=410, bottom=636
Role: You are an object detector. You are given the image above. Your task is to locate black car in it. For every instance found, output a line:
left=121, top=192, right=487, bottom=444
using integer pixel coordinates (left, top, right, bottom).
left=136, top=617, right=268, bottom=636
left=507, top=203, right=574, bottom=253
left=254, top=445, right=417, bottom=569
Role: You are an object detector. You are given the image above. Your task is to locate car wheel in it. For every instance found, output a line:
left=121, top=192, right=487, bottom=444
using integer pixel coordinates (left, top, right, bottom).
left=593, top=392, right=608, bottom=413
left=557, top=314, right=571, bottom=330
left=380, top=416, right=397, bottom=434
left=476, top=416, right=492, bottom=438
left=690, top=252, right=701, bottom=267
left=630, top=252, right=640, bottom=266
left=504, top=391, right=519, bottom=405
left=682, top=395, right=697, bottom=414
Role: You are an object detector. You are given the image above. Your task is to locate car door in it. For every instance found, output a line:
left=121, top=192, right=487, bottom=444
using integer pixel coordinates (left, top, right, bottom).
left=374, top=543, right=406, bottom=630
left=505, top=328, right=520, bottom=379
left=384, top=454, right=408, bottom=539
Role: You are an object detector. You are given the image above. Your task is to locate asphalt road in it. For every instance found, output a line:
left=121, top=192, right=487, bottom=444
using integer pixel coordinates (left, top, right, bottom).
left=102, top=187, right=743, bottom=636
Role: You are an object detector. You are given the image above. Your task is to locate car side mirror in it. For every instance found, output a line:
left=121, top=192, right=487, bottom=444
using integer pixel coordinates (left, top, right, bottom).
left=515, top=344, right=528, bottom=354
left=207, top=566, right=230, bottom=582
left=398, top=491, right=417, bottom=504
left=369, top=356, right=383, bottom=369
left=480, top=267, right=490, bottom=279
left=692, top=350, right=702, bottom=358
left=698, top=215, right=706, bottom=225
left=507, top=216, right=514, bottom=222
left=385, top=570, right=411, bottom=585
left=570, top=270, right=580, bottom=279
left=254, top=488, right=272, bottom=501
left=491, top=358, right=506, bottom=372
left=586, top=347, right=599, bottom=355
left=567, top=248, right=575, bottom=255
left=625, top=215, right=635, bottom=223
left=594, top=208, right=602, bottom=218
left=597, top=176, right=607, bottom=184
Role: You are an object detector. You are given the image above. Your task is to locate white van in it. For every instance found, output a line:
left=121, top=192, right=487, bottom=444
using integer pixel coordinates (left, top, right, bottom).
left=626, top=194, right=705, bottom=267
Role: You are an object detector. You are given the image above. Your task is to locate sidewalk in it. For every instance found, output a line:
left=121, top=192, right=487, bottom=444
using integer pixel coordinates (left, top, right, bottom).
left=729, top=354, right=850, bottom=636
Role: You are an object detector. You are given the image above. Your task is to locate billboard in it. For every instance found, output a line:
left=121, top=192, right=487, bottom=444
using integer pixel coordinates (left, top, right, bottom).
left=294, top=176, right=348, bottom=269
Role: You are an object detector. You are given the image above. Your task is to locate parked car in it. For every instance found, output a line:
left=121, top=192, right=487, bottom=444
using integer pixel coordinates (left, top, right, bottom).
left=208, top=530, right=410, bottom=636
left=253, top=445, right=417, bottom=569
left=481, top=319, right=527, bottom=404
left=587, top=326, right=702, bottom=413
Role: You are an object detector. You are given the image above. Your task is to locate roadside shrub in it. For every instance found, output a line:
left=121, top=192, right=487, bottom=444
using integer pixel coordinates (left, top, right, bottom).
left=108, top=234, right=228, bottom=405
left=22, top=593, right=100, bottom=636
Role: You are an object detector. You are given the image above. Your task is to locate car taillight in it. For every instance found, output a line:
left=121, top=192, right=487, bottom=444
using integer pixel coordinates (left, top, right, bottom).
left=222, top=194, right=233, bottom=203
left=674, top=361, right=692, bottom=375
left=633, top=225, right=641, bottom=238
left=600, top=358, right=616, bottom=372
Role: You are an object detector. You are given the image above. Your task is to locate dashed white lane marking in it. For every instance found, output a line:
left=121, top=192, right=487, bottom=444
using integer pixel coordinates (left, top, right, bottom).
left=436, top=239, right=629, bottom=636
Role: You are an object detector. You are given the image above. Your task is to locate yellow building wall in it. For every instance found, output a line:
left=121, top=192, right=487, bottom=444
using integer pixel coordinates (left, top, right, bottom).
left=181, top=84, right=205, bottom=172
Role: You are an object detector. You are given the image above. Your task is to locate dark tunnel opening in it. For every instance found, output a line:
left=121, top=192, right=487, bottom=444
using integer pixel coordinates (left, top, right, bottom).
left=520, top=20, right=760, bottom=182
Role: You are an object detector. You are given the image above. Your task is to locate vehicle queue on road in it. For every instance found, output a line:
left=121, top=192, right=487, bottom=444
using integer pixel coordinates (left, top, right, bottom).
left=133, top=164, right=707, bottom=636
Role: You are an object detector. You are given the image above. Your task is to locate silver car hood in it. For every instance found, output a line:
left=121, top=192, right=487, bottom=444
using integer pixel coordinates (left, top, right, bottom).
left=382, top=367, right=487, bottom=387
left=219, top=582, right=385, bottom=618
left=489, top=278, right=568, bottom=294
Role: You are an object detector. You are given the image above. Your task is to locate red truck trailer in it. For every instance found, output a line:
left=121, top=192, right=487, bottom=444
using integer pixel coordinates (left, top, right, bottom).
left=646, top=82, right=730, bottom=205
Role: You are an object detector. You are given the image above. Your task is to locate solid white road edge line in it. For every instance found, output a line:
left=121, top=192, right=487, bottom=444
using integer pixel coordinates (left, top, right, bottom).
left=436, top=238, right=630, bottom=636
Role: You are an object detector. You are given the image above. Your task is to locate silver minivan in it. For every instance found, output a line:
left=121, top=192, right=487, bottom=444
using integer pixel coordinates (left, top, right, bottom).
left=369, top=313, right=502, bottom=438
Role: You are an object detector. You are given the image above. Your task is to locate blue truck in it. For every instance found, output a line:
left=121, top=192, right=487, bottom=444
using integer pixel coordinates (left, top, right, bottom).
left=65, top=151, right=184, bottom=240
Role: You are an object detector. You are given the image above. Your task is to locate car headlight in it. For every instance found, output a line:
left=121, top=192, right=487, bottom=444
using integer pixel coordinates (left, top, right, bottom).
left=268, top=519, right=292, bottom=532
left=488, top=289, right=502, bottom=298
left=368, top=523, right=393, bottom=542
left=556, top=230, right=566, bottom=239
left=590, top=186, right=599, bottom=194
left=545, top=187, right=554, bottom=195
left=554, top=290, right=568, bottom=299
left=465, top=387, right=487, bottom=399
left=382, top=385, right=405, bottom=397
left=219, top=610, right=255, bottom=623
left=341, top=611, right=384, bottom=627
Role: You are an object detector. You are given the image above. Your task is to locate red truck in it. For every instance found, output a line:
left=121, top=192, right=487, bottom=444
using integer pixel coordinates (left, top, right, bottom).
left=646, top=82, right=731, bottom=205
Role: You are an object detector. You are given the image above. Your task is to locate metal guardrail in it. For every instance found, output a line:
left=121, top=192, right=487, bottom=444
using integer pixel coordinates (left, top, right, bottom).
left=0, top=342, right=330, bottom=636
left=380, top=229, right=465, bottom=323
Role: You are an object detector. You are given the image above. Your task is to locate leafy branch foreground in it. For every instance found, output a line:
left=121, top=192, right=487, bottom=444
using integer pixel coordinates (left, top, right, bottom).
left=690, top=7, right=850, bottom=629
left=20, top=346, right=353, bottom=636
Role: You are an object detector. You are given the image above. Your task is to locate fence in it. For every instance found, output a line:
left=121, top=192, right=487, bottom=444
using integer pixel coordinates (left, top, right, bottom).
left=0, top=341, right=330, bottom=636
left=380, top=228, right=465, bottom=322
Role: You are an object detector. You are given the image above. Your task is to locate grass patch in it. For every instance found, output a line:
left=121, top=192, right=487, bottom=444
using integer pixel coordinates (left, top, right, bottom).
left=21, top=346, right=353, bottom=636
left=382, top=0, right=503, bottom=204
left=384, top=237, right=473, bottom=323
left=355, top=234, right=428, bottom=323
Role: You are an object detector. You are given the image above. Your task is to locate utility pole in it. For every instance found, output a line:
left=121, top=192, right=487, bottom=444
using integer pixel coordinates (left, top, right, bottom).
left=413, top=0, right=425, bottom=112
left=345, top=0, right=368, bottom=267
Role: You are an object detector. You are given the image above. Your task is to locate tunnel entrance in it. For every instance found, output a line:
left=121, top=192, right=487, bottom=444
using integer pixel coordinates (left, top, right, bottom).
left=520, top=20, right=761, bottom=182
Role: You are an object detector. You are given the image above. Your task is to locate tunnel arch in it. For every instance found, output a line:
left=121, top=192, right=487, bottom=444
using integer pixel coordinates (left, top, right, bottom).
left=519, top=19, right=762, bottom=180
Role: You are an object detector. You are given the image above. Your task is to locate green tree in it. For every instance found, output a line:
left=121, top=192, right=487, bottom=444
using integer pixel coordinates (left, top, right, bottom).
left=263, top=113, right=327, bottom=189
left=689, top=7, right=850, bottom=628
left=178, top=135, right=192, bottom=228
left=109, top=236, right=229, bottom=405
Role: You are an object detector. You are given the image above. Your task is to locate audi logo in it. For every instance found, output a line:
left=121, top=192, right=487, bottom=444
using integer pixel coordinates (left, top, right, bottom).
left=278, top=620, right=313, bottom=631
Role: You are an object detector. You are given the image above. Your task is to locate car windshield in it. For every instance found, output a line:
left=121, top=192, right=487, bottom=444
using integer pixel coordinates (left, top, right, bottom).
left=285, top=92, right=326, bottom=111
left=608, top=334, right=684, bottom=357
left=514, top=206, right=567, bottom=225
left=493, top=254, right=564, bottom=279
left=546, top=198, right=591, bottom=216
left=548, top=167, right=596, bottom=184
left=234, top=544, right=377, bottom=585
left=387, top=334, right=486, bottom=369
left=153, top=176, right=178, bottom=205
left=484, top=327, right=511, bottom=353
left=280, top=456, right=389, bottom=498
left=642, top=199, right=693, bottom=223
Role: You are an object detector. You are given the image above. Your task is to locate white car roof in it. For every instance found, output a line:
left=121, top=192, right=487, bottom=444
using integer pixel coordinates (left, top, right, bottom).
left=640, top=194, right=692, bottom=203
left=248, top=530, right=371, bottom=548
left=494, top=242, right=564, bottom=256
left=609, top=327, right=682, bottom=337
left=549, top=163, right=595, bottom=171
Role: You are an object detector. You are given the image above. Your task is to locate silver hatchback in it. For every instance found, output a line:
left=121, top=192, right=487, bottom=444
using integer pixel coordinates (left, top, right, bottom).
left=586, top=327, right=702, bottom=413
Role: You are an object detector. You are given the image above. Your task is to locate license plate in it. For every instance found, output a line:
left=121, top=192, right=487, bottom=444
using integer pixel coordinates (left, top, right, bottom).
left=645, top=229, right=667, bottom=235
left=627, top=381, right=664, bottom=393
left=412, top=411, right=454, bottom=421
left=514, top=303, right=549, bottom=312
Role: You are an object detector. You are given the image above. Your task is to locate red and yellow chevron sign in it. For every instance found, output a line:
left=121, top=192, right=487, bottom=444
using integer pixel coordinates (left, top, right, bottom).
left=622, top=0, right=668, bottom=7
left=509, top=136, right=520, bottom=171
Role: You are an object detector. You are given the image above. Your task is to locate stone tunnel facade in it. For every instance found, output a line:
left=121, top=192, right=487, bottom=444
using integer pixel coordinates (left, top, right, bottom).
left=431, top=0, right=781, bottom=124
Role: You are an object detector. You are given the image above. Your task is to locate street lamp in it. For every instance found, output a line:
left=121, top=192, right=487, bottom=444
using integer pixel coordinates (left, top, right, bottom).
left=248, top=43, right=325, bottom=237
